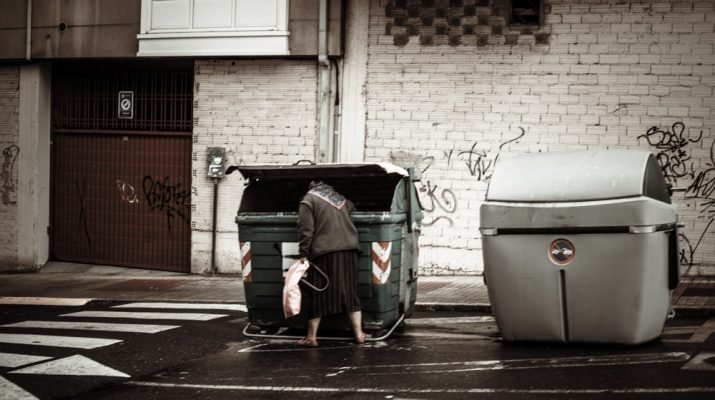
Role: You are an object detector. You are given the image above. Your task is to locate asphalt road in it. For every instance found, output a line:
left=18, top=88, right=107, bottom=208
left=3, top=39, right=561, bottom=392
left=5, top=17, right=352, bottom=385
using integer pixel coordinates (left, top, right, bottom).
left=1, top=303, right=714, bottom=400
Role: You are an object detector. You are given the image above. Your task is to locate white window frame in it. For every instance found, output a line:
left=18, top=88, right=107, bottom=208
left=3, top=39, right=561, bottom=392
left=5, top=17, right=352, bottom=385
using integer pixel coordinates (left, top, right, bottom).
left=138, top=0, right=290, bottom=57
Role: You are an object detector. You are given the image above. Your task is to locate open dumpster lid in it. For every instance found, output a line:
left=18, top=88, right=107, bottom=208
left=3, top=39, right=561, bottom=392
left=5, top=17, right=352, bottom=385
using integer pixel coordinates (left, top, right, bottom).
left=486, top=150, right=670, bottom=203
left=233, top=162, right=413, bottom=213
left=233, top=162, right=408, bottom=180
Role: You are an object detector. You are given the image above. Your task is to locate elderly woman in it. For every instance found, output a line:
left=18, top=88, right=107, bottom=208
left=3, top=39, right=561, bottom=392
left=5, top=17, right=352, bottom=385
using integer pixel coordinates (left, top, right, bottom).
left=296, top=180, right=366, bottom=347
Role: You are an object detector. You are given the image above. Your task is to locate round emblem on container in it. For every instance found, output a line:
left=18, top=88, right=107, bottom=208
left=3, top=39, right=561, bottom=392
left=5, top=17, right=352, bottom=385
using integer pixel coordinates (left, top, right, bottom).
left=549, top=239, right=575, bottom=266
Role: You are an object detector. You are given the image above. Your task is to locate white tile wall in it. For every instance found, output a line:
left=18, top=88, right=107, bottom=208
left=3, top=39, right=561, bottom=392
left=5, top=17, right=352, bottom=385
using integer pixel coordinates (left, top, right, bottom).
left=366, top=0, right=715, bottom=275
left=192, top=60, right=317, bottom=273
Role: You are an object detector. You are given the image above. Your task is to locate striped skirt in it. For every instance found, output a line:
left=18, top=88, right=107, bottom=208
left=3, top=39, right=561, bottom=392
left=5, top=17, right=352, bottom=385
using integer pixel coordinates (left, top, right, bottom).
left=302, top=250, right=361, bottom=319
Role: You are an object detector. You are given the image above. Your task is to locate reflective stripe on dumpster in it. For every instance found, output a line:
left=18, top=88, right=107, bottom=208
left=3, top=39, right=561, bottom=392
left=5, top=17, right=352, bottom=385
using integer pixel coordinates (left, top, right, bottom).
left=372, top=241, right=392, bottom=285
left=240, top=241, right=252, bottom=282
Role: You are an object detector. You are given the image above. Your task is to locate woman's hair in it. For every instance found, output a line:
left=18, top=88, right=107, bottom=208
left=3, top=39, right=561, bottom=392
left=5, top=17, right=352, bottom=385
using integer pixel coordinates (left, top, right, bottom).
left=309, top=179, right=324, bottom=189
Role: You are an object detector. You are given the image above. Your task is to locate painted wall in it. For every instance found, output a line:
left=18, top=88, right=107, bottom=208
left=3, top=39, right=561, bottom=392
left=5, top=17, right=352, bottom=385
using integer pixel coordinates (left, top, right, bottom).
left=0, top=66, right=20, bottom=269
left=192, top=60, right=318, bottom=273
left=365, top=0, right=715, bottom=275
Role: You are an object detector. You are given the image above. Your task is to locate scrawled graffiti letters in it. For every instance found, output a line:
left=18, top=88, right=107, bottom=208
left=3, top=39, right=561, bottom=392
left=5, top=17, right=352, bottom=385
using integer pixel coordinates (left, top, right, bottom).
left=458, top=127, right=526, bottom=181
left=458, top=142, right=492, bottom=180
left=413, top=127, right=527, bottom=227
left=142, top=176, right=191, bottom=230
left=685, top=138, right=715, bottom=215
left=75, top=176, right=92, bottom=248
left=116, top=180, right=140, bottom=204
left=1, top=145, right=20, bottom=206
left=643, top=123, right=715, bottom=274
left=638, top=122, right=703, bottom=183
left=418, top=180, right=457, bottom=227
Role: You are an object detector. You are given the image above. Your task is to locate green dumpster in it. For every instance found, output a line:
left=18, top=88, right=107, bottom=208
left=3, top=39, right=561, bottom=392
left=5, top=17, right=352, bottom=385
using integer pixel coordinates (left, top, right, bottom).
left=233, top=163, right=423, bottom=338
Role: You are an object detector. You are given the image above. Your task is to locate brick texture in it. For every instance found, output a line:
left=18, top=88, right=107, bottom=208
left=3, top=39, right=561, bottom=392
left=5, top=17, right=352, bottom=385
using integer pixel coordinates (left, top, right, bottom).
left=192, top=60, right=318, bottom=273
left=367, top=0, right=715, bottom=275
left=0, top=66, right=19, bottom=267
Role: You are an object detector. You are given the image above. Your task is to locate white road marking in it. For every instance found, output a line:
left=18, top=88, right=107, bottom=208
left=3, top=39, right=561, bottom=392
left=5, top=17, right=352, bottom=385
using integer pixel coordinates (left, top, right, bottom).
left=398, top=331, right=494, bottom=340
left=60, top=311, right=228, bottom=321
left=0, top=376, right=39, bottom=400
left=125, top=381, right=715, bottom=395
left=681, top=352, right=715, bottom=371
left=406, top=316, right=495, bottom=325
left=0, top=297, right=92, bottom=306
left=0, top=333, right=121, bottom=349
left=0, top=353, right=52, bottom=368
left=112, top=302, right=247, bottom=312
left=325, top=352, right=692, bottom=375
left=1, top=320, right=179, bottom=334
left=11, top=355, right=129, bottom=378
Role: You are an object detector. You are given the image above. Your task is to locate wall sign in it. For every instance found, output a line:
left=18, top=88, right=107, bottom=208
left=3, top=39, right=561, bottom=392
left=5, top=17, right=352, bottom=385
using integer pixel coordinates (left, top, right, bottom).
left=118, top=91, right=134, bottom=119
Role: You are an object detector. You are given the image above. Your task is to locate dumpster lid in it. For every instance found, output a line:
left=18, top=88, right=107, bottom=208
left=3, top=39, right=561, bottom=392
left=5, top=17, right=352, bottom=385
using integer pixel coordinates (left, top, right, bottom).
left=486, top=150, right=669, bottom=203
left=234, top=162, right=408, bottom=180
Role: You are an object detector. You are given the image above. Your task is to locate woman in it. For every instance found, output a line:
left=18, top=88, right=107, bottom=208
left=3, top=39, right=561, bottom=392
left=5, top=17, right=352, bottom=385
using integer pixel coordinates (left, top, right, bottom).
left=296, top=179, right=366, bottom=347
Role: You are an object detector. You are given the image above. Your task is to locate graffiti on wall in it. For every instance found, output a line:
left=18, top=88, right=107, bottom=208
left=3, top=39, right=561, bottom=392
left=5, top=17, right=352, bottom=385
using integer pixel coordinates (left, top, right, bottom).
left=417, top=164, right=458, bottom=227
left=637, top=122, right=703, bottom=184
left=142, top=176, right=191, bottom=230
left=75, top=176, right=92, bottom=248
left=398, top=127, right=527, bottom=227
left=639, top=122, right=715, bottom=274
left=116, top=180, right=141, bottom=204
left=1, top=145, right=19, bottom=206
left=680, top=137, right=715, bottom=273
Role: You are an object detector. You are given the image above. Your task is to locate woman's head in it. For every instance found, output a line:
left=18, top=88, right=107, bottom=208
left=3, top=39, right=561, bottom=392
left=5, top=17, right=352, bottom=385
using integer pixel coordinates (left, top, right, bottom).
left=309, top=179, right=324, bottom=189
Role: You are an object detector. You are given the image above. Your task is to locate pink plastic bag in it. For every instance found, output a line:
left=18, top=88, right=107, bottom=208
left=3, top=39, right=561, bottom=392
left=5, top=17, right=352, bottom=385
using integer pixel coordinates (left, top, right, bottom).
left=283, top=259, right=310, bottom=318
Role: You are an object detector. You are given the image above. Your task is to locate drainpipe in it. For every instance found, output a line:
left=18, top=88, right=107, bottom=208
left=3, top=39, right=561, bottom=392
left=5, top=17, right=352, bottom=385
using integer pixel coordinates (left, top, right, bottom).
left=317, top=0, right=332, bottom=162
left=26, top=0, right=32, bottom=60
left=211, top=177, right=219, bottom=275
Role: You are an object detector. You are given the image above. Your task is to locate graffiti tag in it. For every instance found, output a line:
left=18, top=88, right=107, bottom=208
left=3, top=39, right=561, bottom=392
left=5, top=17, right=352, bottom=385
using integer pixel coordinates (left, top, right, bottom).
left=638, top=122, right=703, bottom=183
left=1, top=145, right=19, bottom=205
left=142, top=176, right=191, bottom=230
left=116, top=180, right=140, bottom=204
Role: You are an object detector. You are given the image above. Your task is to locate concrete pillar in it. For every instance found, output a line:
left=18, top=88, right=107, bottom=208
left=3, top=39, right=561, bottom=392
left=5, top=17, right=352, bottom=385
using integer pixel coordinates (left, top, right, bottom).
left=17, top=63, right=51, bottom=270
left=338, top=0, right=369, bottom=162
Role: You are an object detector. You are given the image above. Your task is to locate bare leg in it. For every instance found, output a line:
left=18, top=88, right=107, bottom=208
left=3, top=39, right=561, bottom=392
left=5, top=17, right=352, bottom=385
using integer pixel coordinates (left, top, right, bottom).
left=306, top=317, right=321, bottom=340
left=348, top=311, right=366, bottom=343
left=297, top=317, right=321, bottom=347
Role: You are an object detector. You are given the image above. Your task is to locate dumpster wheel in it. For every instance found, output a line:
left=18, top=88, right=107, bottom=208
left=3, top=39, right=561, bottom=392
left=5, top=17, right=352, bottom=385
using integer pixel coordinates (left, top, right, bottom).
left=242, top=313, right=405, bottom=343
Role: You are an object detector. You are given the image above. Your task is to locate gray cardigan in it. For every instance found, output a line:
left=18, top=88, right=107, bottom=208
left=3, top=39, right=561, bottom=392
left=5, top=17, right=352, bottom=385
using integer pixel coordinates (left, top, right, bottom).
left=297, top=193, right=359, bottom=259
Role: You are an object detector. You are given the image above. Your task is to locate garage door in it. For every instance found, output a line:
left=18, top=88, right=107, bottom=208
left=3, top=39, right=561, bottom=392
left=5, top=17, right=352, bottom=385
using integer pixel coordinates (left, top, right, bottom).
left=51, top=61, right=193, bottom=272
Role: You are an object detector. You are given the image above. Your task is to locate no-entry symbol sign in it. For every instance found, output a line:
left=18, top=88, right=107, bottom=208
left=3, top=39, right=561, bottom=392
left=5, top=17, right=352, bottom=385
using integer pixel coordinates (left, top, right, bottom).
left=118, top=91, right=134, bottom=119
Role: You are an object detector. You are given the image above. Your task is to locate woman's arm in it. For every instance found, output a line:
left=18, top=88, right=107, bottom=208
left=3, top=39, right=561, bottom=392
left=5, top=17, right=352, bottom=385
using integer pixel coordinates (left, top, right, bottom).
left=297, top=201, right=314, bottom=259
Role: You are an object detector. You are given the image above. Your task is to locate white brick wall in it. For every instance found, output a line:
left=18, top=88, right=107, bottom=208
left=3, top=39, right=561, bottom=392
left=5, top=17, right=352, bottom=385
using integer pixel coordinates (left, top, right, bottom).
left=192, top=60, right=318, bottom=273
left=368, top=0, right=715, bottom=276
left=0, top=66, right=19, bottom=269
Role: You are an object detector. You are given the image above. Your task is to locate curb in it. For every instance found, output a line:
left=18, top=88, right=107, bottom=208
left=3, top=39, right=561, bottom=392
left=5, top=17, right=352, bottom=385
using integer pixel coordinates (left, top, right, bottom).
left=415, top=303, right=715, bottom=318
left=672, top=306, right=715, bottom=318
left=415, top=302, right=492, bottom=313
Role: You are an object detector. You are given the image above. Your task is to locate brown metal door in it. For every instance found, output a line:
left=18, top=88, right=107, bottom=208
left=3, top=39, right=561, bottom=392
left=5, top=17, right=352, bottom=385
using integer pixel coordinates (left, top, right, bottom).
left=51, top=61, right=193, bottom=272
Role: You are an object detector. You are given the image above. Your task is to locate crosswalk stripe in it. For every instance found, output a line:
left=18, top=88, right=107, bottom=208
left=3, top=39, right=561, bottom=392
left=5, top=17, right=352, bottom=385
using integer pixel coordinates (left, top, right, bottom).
left=0, top=333, right=122, bottom=349
left=10, top=355, right=130, bottom=378
left=1, top=321, right=179, bottom=334
left=61, top=311, right=228, bottom=321
left=0, top=376, right=38, bottom=400
left=0, top=353, right=52, bottom=368
left=112, top=302, right=247, bottom=312
left=0, top=297, right=92, bottom=306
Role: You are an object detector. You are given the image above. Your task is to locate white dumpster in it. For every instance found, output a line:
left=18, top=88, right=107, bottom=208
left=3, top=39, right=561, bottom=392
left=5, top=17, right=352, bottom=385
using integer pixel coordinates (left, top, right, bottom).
left=480, top=150, right=678, bottom=345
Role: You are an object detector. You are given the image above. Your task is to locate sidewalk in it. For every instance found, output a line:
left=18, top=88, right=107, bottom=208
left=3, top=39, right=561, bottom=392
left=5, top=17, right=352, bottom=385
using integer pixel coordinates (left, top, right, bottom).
left=0, top=262, right=713, bottom=317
